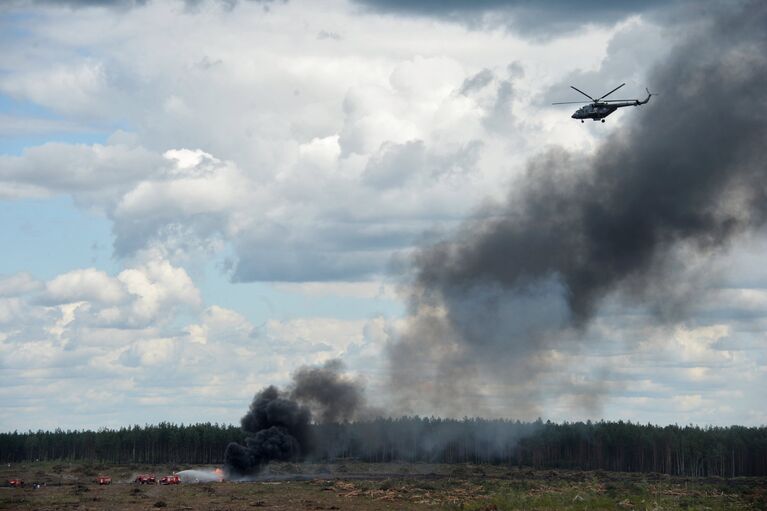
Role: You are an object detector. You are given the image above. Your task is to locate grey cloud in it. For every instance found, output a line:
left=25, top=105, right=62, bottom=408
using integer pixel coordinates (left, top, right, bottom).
left=459, top=68, right=494, bottom=95
left=317, top=30, right=342, bottom=41
left=12, top=0, right=148, bottom=8
left=231, top=233, right=401, bottom=282
left=352, top=0, right=671, bottom=38
left=457, top=64, right=523, bottom=134
left=230, top=137, right=482, bottom=282
left=542, top=20, right=672, bottom=106
left=482, top=79, right=514, bottom=132
left=112, top=212, right=229, bottom=259
left=506, top=62, right=523, bottom=79
left=99, top=138, right=476, bottom=280
left=0, top=115, right=95, bottom=137
left=364, top=139, right=483, bottom=190
left=195, top=56, right=224, bottom=70
left=363, top=140, right=426, bottom=189
left=0, top=273, right=43, bottom=297
left=0, top=143, right=160, bottom=204
left=13, top=0, right=281, bottom=10
left=182, top=0, right=285, bottom=11
left=0, top=144, right=237, bottom=263
left=388, top=0, right=767, bottom=417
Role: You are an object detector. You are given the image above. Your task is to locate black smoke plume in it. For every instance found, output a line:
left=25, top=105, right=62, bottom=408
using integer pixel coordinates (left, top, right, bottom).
left=225, top=360, right=367, bottom=477
left=289, top=359, right=366, bottom=424
left=224, top=385, right=311, bottom=477
left=389, top=1, right=767, bottom=417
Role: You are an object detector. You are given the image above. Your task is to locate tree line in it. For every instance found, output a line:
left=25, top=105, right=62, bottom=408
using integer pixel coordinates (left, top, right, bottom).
left=2, top=418, right=766, bottom=477
left=0, top=422, right=243, bottom=465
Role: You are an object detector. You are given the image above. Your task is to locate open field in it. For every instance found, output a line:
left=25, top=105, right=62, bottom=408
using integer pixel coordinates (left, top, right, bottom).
left=2, top=461, right=766, bottom=510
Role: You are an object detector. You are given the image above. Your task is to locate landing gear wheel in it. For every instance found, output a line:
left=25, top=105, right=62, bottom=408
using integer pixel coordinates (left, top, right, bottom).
left=601, top=119, right=605, bottom=123
left=581, top=120, right=584, bottom=123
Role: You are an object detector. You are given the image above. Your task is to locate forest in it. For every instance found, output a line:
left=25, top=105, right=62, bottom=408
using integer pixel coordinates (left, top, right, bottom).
left=2, top=418, right=766, bottom=477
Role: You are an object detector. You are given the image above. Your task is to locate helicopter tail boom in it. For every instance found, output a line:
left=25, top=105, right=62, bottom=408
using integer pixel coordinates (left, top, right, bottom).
left=636, top=88, right=653, bottom=105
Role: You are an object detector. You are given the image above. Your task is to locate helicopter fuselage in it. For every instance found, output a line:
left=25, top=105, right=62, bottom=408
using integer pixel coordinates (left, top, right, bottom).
left=571, top=100, right=645, bottom=121
left=572, top=103, right=618, bottom=120
left=553, top=84, right=653, bottom=123
left=570, top=93, right=652, bottom=122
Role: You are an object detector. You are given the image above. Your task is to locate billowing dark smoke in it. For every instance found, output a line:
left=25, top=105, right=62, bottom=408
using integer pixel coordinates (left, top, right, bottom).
left=224, top=386, right=311, bottom=477
left=225, top=360, right=367, bottom=477
left=290, top=359, right=365, bottom=423
left=389, top=1, right=767, bottom=417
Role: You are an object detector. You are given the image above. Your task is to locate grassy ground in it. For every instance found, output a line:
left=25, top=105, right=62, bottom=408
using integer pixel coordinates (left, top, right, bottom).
left=1, top=461, right=765, bottom=510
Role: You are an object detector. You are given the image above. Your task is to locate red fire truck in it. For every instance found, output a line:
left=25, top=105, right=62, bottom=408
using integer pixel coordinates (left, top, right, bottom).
left=134, top=474, right=156, bottom=484
left=8, top=479, right=24, bottom=488
left=159, top=474, right=181, bottom=485
left=97, top=476, right=112, bottom=485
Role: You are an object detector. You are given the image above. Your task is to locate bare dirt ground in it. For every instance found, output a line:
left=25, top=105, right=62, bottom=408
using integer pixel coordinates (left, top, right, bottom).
left=2, top=461, right=765, bottom=510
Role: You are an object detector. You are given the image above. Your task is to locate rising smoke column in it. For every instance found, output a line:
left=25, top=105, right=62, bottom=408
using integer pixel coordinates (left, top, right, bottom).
left=224, top=386, right=311, bottom=477
left=225, top=360, right=367, bottom=477
left=290, top=359, right=366, bottom=423
left=389, top=1, right=767, bottom=417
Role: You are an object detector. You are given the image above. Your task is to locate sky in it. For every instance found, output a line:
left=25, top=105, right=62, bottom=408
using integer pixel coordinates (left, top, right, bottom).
left=0, top=0, right=765, bottom=431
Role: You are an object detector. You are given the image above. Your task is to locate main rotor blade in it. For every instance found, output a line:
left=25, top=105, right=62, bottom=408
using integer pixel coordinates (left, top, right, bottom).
left=570, top=85, right=595, bottom=101
left=552, top=101, right=591, bottom=105
left=601, top=99, right=636, bottom=103
left=599, top=82, right=626, bottom=100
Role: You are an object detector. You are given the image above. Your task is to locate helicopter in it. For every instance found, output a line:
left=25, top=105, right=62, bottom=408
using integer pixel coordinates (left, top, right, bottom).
left=553, top=83, right=652, bottom=123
